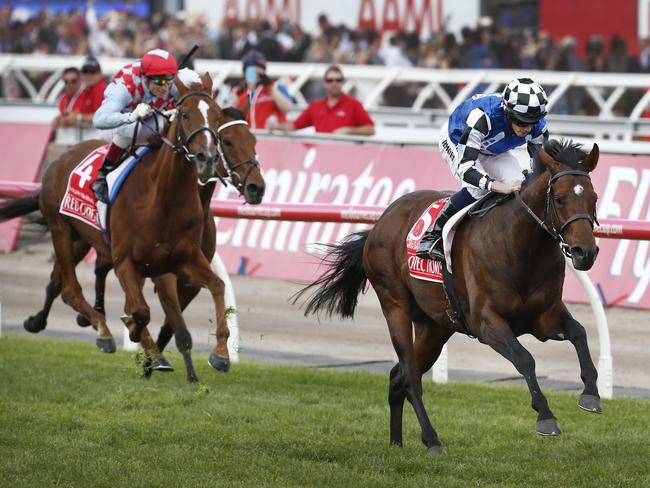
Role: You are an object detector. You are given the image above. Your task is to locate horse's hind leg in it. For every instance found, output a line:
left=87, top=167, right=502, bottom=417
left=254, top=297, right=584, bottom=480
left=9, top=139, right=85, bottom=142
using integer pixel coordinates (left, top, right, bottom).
left=479, top=311, right=560, bottom=436
left=561, top=310, right=602, bottom=413
left=49, top=222, right=115, bottom=352
left=388, top=318, right=452, bottom=451
left=378, top=291, right=443, bottom=453
left=24, top=240, right=91, bottom=333
left=154, top=274, right=199, bottom=383
left=76, top=256, right=112, bottom=327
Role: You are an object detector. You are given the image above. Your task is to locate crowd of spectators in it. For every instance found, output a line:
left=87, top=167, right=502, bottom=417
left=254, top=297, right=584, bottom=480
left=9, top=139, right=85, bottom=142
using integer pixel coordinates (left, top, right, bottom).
left=1, top=4, right=649, bottom=115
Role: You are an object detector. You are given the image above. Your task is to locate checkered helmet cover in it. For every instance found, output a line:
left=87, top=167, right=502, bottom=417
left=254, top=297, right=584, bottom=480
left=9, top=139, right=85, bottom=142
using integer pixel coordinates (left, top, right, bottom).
left=501, top=78, right=548, bottom=123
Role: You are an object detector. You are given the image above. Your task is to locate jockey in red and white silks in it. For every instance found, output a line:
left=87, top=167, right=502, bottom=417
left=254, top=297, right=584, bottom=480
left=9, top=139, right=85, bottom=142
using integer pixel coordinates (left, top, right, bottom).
left=91, top=48, right=180, bottom=203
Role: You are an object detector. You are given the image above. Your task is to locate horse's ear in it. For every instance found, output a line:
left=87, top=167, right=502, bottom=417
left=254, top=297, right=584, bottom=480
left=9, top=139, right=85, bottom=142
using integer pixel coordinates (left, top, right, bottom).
left=580, top=143, right=599, bottom=173
left=538, top=148, right=562, bottom=174
left=201, top=71, right=213, bottom=94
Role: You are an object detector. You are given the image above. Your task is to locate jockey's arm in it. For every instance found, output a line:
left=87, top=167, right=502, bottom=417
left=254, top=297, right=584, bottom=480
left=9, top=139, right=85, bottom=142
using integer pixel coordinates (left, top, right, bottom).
left=456, top=108, right=495, bottom=191
left=92, top=82, right=134, bottom=129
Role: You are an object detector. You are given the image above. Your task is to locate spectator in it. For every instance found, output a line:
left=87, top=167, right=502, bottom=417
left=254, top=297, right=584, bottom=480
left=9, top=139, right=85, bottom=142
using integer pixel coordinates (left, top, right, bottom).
left=52, top=67, right=83, bottom=129
left=77, top=55, right=108, bottom=124
left=273, top=65, right=374, bottom=135
left=233, top=50, right=293, bottom=130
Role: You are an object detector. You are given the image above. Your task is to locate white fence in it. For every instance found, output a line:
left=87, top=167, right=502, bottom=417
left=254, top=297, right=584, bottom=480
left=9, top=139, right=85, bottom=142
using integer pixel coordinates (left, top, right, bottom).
left=3, top=54, right=650, bottom=143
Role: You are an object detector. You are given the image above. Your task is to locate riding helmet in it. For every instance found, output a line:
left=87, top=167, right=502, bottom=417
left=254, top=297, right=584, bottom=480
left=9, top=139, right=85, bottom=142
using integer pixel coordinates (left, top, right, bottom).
left=502, top=78, right=548, bottom=124
left=141, top=49, right=179, bottom=76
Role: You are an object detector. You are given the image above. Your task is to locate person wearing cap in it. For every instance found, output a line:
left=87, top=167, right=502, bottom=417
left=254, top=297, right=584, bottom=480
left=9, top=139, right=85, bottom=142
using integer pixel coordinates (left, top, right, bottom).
left=90, top=48, right=180, bottom=203
left=52, top=67, right=84, bottom=129
left=76, top=55, right=108, bottom=125
left=233, top=50, right=293, bottom=130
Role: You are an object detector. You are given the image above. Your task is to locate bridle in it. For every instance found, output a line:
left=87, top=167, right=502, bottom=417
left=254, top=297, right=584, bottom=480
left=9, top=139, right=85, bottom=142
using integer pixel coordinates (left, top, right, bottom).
left=153, top=91, right=260, bottom=191
left=516, top=169, right=598, bottom=258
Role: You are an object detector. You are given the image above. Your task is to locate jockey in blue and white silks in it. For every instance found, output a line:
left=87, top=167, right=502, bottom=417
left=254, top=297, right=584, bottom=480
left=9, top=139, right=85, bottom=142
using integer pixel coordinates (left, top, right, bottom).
left=416, top=78, right=550, bottom=260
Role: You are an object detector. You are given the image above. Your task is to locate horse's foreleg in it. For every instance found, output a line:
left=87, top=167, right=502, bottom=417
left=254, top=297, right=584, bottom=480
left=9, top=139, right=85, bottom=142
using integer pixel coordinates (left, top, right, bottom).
left=154, top=274, right=198, bottom=383
left=479, top=312, right=560, bottom=436
left=156, top=280, right=201, bottom=353
left=381, top=298, right=443, bottom=454
left=114, top=258, right=149, bottom=343
left=176, top=255, right=228, bottom=373
left=49, top=222, right=115, bottom=352
left=561, top=312, right=602, bottom=413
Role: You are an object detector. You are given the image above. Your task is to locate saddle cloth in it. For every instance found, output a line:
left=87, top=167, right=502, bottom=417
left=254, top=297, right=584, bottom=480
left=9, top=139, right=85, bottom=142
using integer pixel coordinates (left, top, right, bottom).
left=59, top=145, right=150, bottom=231
left=406, top=196, right=478, bottom=282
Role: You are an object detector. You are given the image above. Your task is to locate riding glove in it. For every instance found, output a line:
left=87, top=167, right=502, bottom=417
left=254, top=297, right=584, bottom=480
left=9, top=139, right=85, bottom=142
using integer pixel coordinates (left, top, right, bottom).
left=128, top=103, right=153, bottom=123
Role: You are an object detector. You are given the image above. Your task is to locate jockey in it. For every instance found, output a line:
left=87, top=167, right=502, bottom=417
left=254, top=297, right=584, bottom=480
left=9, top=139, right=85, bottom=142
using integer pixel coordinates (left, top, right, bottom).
left=90, top=48, right=179, bottom=203
left=416, top=77, right=549, bottom=260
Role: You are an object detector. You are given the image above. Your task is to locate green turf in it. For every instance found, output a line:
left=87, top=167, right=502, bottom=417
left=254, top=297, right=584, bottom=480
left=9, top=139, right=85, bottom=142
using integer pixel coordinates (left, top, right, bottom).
left=0, top=334, right=648, bottom=488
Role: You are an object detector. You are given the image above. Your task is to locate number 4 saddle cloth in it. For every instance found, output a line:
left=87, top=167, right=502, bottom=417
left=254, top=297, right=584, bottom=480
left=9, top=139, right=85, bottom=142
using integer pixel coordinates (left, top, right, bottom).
left=59, top=145, right=149, bottom=231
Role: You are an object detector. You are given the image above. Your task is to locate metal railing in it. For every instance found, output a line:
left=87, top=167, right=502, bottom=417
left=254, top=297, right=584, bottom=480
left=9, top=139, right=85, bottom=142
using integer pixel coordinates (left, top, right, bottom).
left=4, top=54, right=650, bottom=141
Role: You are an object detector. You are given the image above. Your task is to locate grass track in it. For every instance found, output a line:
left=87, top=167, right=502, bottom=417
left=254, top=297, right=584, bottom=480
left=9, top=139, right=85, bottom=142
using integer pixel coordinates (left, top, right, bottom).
left=0, top=334, right=648, bottom=487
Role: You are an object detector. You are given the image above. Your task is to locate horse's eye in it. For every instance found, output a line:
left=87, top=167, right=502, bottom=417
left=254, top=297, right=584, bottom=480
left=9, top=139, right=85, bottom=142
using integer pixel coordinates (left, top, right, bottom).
left=181, top=112, right=188, bottom=119
left=223, top=139, right=233, bottom=147
left=554, top=195, right=564, bottom=205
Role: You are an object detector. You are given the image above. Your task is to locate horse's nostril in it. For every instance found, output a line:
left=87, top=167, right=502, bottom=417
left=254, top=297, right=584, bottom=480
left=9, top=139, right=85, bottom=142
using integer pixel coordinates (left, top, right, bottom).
left=571, top=246, right=585, bottom=260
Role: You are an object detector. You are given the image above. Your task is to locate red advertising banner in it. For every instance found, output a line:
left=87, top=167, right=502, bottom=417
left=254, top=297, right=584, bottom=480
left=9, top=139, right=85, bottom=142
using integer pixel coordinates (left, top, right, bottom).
left=213, top=138, right=650, bottom=310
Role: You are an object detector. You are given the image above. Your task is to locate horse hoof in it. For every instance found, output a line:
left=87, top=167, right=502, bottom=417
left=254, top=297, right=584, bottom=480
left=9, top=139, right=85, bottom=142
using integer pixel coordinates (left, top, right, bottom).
left=143, top=360, right=153, bottom=378
left=208, top=352, right=230, bottom=373
left=536, top=418, right=562, bottom=436
left=151, top=356, right=174, bottom=372
left=427, top=445, right=445, bottom=455
left=76, top=314, right=92, bottom=327
left=578, top=394, right=603, bottom=414
left=96, top=337, right=116, bottom=353
left=23, top=313, right=46, bottom=333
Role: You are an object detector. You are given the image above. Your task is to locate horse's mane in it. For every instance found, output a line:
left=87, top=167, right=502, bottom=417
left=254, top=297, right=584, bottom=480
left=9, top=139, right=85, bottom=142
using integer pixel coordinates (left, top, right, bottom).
left=223, top=107, right=245, bottom=121
left=524, top=138, right=588, bottom=187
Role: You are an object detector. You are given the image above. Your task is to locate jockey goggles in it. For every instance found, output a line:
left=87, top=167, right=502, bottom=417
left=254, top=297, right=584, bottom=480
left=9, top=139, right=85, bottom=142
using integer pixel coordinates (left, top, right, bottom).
left=148, top=75, right=175, bottom=86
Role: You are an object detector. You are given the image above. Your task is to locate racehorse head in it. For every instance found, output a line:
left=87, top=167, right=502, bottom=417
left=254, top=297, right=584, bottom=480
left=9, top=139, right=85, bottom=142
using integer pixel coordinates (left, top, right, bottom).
left=534, top=140, right=599, bottom=271
left=213, top=106, right=266, bottom=204
left=172, top=71, right=221, bottom=184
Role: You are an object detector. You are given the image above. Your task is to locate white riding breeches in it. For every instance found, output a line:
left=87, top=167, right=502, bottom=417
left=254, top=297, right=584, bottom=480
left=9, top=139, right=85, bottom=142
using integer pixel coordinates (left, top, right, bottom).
left=99, top=113, right=167, bottom=149
left=438, top=123, right=525, bottom=199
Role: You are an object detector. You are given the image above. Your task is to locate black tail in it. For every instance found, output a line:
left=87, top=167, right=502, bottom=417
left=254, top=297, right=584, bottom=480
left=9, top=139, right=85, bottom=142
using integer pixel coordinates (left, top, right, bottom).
left=0, top=192, right=41, bottom=222
left=293, top=230, right=369, bottom=320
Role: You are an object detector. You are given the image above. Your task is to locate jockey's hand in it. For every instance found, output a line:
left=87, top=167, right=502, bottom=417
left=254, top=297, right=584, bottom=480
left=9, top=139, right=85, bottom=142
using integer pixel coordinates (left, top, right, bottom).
left=128, top=103, right=153, bottom=123
left=491, top=179, right=522, bottom=194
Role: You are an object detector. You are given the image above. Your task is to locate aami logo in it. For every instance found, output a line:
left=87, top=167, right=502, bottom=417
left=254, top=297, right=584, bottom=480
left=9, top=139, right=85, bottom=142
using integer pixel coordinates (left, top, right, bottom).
left=358, top=0, right=443, bottom=38
left=222, top=0, right=301, bottom=26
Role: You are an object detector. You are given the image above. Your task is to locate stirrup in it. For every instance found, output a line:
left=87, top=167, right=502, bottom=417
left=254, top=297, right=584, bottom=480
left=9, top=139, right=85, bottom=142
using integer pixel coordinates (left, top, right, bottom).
left=91, top=178, right=109, bottom=203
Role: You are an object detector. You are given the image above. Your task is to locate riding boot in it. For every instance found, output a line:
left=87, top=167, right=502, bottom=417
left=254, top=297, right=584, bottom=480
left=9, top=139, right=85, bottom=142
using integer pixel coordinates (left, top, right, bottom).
left=91, top=144, right=125, bottom=203
left=415, top=200, right=459, bottom=260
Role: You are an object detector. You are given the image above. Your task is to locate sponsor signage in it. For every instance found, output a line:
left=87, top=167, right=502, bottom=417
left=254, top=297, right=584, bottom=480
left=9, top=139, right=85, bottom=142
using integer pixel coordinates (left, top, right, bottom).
left=213, top=138, right=650, bottom=309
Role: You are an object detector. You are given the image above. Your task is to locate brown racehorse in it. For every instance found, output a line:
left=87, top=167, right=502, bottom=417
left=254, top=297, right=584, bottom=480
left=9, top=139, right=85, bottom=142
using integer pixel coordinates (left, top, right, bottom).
left=0, top=75, right=265, bottom=382
left=296, top=139, right=601, bottom=454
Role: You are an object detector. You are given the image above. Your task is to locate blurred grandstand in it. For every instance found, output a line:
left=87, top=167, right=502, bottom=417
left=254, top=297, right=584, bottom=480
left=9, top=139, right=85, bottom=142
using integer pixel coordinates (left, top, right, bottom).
left=1, top=0, right=650, bottom=146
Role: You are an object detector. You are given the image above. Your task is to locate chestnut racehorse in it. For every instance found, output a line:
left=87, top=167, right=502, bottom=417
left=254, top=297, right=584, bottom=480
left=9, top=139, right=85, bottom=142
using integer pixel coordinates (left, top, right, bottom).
left=0, top=75, right=265, bottom=382
left=296, top=139, right=602, bottom=453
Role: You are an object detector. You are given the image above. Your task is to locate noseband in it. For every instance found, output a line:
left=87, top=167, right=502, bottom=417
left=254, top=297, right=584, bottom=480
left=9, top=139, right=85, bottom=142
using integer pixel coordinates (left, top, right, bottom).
left=516, top=169, right=598, bottom=258
left=155, top=92, right=260, bottom=191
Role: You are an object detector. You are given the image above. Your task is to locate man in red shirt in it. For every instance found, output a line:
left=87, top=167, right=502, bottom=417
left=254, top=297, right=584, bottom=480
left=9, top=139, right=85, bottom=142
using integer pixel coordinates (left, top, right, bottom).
left=233, top=50, right=293, bottom=129
left=274, top=65, right=374, bottom=135
left=52, top=67, right=84, bottom=129
left=77, top=55, right=108, bottom=125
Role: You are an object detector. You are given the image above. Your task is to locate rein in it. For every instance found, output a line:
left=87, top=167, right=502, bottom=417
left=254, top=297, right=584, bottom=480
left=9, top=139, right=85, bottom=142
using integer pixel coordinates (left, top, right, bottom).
left=152, top=92, right=260, bottom=190
left=515, top=169, right=598, bottom=258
